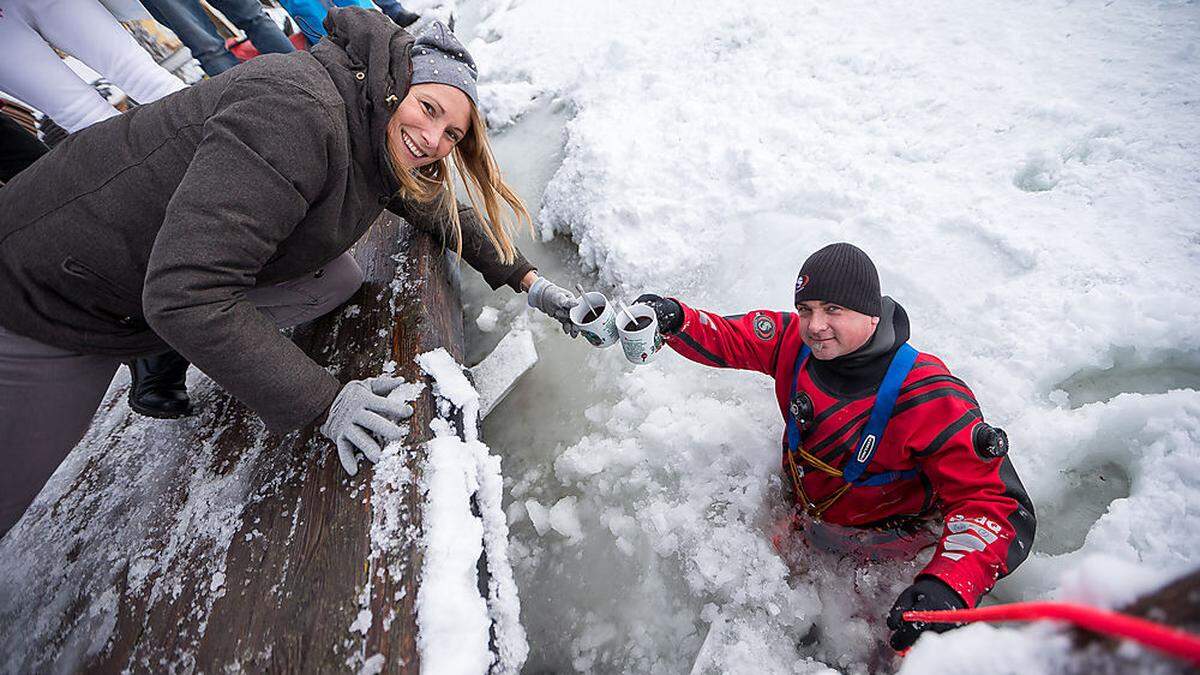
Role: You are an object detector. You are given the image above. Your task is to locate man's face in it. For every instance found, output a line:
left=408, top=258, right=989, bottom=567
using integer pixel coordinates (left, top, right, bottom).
left=386, top=83, right=471, bottom=169
left=796, top=300, right=880, bottom=360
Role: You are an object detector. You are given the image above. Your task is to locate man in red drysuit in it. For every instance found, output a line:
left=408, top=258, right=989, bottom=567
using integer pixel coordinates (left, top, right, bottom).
left=634, top=242, right=1036, bottom=651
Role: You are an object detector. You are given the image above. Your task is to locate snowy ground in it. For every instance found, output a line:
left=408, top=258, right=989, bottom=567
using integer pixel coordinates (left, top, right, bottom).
left=451, top=1, right=1200, bottom=673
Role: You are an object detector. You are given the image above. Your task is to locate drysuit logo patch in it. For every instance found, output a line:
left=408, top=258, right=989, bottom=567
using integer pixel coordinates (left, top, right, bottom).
left=856, top=435, right=876, bottom=463
left=753, top=314, right=775, bottom=341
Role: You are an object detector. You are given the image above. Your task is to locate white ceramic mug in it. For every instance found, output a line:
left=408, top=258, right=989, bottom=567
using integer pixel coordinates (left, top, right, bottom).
left=617, top=304, right=663, bottom=365
left=570, top=291, right=620, bottom=348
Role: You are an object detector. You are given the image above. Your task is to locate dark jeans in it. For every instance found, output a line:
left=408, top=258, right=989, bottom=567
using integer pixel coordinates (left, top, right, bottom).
left=372, top=0, right=410, bottom=20
left=143, top=0, right=294, bottom=76
left=0, top=115, right=48, bottom=183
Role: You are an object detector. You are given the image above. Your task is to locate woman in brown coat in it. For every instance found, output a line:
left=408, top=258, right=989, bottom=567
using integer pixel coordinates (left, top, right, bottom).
left=0, top=8, right=578, bottom=536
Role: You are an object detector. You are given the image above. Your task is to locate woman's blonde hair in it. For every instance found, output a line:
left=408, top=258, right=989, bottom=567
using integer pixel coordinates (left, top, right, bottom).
left=387, top=103, right=530, bottom=265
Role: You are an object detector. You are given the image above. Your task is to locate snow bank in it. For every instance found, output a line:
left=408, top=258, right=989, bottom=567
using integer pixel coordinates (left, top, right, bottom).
left=466, top=0, right=1200, bottom=672
left=415, top=349, right=528, bottom=674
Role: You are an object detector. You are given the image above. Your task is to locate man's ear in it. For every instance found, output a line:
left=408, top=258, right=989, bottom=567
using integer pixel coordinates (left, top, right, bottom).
left=871, top=316, right=880, bottom=327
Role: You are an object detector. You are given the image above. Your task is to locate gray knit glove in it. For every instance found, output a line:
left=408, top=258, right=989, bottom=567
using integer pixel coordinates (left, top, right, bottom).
left=527, top=276, right=580, bottom=337
left=320, top=377, right=413, bottom=476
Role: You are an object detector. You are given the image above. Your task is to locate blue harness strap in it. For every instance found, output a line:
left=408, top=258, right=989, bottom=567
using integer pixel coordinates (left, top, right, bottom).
left=842, top=343, right=919, bottom=484
left=786, top=343, right=920, bottom=487
left=784, top=345, right=812, bottom=456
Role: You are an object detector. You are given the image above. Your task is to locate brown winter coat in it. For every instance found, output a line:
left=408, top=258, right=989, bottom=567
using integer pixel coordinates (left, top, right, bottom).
left=0, top=8, right=533, bottom=433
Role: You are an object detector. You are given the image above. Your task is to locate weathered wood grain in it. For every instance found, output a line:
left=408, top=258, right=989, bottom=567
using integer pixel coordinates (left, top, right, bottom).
left=0, top=211, right=464, bottom=673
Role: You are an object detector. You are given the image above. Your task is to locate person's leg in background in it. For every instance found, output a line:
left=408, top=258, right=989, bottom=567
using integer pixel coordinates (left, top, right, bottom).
left=0, top=325, right=122, bottom=539
left=208, top=0, right=294, bottom=55
left=28, top=0, right=186, bottom=107
left=0, top=113, right=48, bottom=183
left=274, top=0, right=378, bottom=47
left=371, top=0, right=419, bottom=27
left=0, top=3, right=121, bottom=133
left=140, top=0, right=240, bottom=76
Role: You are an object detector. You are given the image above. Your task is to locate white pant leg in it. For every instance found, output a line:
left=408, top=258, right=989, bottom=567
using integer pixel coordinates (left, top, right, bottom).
left=0, top=3, right=119, bottom=133
left=25, top=0, right=186, bottom=109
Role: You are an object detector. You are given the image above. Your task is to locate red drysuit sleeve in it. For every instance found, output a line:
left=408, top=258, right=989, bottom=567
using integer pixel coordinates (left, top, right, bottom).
left=910, top=393, right=1037, bottom=607
left=663, top=301, right=792, bottom=376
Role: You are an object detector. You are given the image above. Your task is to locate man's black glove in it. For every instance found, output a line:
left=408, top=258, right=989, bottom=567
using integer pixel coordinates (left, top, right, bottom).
left=886, top=576, right=966, bottom=651
left=633, top=294, right=684, bottom=334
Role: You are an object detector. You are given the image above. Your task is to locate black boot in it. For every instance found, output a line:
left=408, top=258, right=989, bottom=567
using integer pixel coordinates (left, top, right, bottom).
left=127, top=350, right=193, bottom=419
left=384, top=6, right=420, bottom=27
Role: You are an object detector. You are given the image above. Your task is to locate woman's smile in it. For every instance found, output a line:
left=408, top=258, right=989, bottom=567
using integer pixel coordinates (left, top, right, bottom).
left=401, top=130, right=428, bottom=159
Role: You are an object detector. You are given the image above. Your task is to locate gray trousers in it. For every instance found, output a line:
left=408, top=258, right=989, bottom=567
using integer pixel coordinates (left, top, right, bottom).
left=0, top=253, right=363, bottom=536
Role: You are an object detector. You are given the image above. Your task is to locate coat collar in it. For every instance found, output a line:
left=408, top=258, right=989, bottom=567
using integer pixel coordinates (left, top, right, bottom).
left=311, top=7, right=413, bottom=196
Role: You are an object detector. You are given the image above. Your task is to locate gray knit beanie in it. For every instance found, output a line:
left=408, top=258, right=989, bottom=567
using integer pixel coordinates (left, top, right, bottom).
left=409, top=21, right=478, bottom=106
left=793, top=243, right=883, bottom=317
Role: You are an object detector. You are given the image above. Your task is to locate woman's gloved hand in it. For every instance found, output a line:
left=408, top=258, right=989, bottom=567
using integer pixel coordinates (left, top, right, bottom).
left=320, top=376, right=414, bottom=476
left=633, top=293, right=684, bottom=334
left=527, top=276, right=580, bottom=337
left=886, top=576, right=967, bottom=651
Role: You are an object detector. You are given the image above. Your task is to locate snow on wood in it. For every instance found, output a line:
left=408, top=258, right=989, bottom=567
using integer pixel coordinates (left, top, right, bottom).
left=415, top=350, right=528, bottom=675
left=0, top=211, right=502, bottom=674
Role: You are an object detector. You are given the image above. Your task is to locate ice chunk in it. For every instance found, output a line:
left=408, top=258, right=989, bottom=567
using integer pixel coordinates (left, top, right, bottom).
left=470, top=328, right=538, bottom=419
left=548, top=496, right=584, bottom=542
left=476, top=306, right=501, bottom=333
left=525, top=499, right=550, bottom=536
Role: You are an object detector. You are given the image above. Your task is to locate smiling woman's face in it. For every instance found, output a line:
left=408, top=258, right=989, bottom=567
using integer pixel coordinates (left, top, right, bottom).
left=386, top=82, right=472, bottom=169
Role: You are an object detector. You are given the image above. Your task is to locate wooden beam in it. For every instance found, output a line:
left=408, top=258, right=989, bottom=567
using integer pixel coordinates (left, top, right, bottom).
left=0, top=211, right=463, bottom=673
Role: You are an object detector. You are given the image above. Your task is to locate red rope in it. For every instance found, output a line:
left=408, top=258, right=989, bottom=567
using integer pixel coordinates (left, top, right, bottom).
left=903, top=601, right=1200, bottom=666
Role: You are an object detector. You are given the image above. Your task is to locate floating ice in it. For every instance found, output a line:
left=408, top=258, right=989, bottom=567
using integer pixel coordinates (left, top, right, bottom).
left=471, top=327, right=538, bottom=419
left=465, top=0, right=1200, bottom=672
left=476, top=306, right=501, bottom=332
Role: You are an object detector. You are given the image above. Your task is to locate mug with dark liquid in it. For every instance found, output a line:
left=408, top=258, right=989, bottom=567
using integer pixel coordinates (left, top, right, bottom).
left=617, top=304, right=663, bottom=365
left=569, top=291, right=619, bottom=347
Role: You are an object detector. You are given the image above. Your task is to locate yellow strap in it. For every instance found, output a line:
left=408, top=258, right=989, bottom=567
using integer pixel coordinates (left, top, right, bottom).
left=796, top=448, right=842, bottom=477
left=786, top=449, right=852, bottom=519
left=809, top=483, right=851, bottom=518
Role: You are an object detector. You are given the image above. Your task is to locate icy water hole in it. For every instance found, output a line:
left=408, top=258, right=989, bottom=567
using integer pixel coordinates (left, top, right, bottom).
left=1033, top=347, right=1200, bottom=556
left=458, top=95, right=923, bottom=674
left=1055, top=348, right=1200, bottom=409
left=410, top=3, right=1200, bottom=671
left=453, top=73, right=1200, bottom=675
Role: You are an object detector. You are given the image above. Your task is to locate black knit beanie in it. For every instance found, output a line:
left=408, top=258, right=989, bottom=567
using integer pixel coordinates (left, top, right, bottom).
left=793, top=243, right=882, bottom=317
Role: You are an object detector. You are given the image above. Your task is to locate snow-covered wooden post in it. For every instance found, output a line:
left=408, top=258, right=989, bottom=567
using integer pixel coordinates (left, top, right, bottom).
left=0, top=211, right=466, bottom=672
